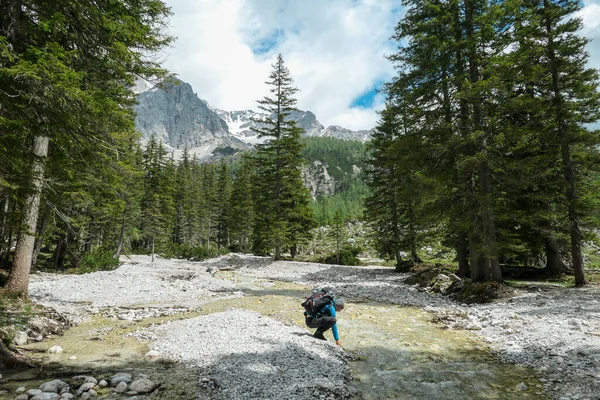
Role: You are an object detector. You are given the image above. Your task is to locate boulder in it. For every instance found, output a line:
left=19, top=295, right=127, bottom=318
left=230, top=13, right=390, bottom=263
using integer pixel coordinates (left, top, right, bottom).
left=110, top=372, right=133, bottom=387
left=75, top=383, right=95, bottom=396
left=39, top=380, right=69, bottom=393
left=26, top=389, right=42, bottom=397
left=31, top=393, right=60, bottom=400
left=128, top=379, right=156, bottom=394
left=115, top=382, right=128, bottom=394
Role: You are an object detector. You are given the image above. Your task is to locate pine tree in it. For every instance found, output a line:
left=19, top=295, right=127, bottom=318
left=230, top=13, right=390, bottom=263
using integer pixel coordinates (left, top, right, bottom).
left=1, top=0, right=172, bottom=293
left=229, top=156, right=255, bottom=252
left=251, top=54, right=313, bottom=259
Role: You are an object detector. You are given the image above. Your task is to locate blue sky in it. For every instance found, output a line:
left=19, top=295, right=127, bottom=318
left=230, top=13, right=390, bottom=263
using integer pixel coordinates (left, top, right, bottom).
left=161, top=0, right=600, bottom=131
left=162, top=0, right=402, bottom=130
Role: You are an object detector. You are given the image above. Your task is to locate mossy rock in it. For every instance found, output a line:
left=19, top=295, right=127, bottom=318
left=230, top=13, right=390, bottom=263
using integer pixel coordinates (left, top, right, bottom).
left=452, top=280, right=516, bottom=304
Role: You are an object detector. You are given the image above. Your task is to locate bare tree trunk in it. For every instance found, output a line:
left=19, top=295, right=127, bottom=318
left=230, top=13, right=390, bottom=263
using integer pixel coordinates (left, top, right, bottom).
left=115, top=208, right=127, bottom=258
left=5, top=136, right=49, bottom=295
left=151, top=236, right=155, bottom=263
left=31, top=201, right=51, bottom=267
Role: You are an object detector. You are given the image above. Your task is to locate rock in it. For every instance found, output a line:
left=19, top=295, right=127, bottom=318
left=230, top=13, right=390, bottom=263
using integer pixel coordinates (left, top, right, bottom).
left=68, top=356, right=77, bottom=360
left=80, top=392, right=90, bottom=400
left=13, top=331, right=29, bottom=346
left=516, top=382, right=528, bottom=391
left=144, top=350, right=160, bottom=358
left=111, top=373, right=133, bottom=387
left=47, top=346, right=63, bottom=354
left=39, top=380, right=69, bottom=393
left=83, top=377, right=97, bottom=385
left=128, top=379, right=156, bottom=394
left=126, top=391, right=138, bottom=396
left=15, top=387, right=26, bottom=394
left=15, top=395, right=29, bottom=400
left=98, top=380, right=108, bottom=388
left=76, top=382, right=95, bottom=396
left=87, top=389, right=97, bottom=397
left=115, top=382, right=128, bottom=394
left=26, top=389, right=42, bottom=396
left=60, top=394, right=74, bottom=399
left=31, top=393, right=60, bottom=400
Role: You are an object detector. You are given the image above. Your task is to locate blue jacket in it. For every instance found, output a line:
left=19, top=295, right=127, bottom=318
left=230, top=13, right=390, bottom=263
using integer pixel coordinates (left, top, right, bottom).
left=308, top=301, right=339, bottom=341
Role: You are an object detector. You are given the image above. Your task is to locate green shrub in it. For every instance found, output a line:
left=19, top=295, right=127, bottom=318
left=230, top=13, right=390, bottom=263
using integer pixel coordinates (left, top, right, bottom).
left=161, top=243, right=229, bottom=261
left=320, top=246, right=361, bottom=266
left=80, top=248, right=120, bottom=273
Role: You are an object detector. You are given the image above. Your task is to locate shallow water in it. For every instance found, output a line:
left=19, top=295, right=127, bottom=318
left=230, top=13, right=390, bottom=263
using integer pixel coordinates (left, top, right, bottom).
left=1, top=272, right=546, bottom=400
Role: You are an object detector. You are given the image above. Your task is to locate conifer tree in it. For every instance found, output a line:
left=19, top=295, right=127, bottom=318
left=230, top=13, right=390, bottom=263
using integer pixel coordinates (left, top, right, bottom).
left=0, top=0, right=172, bottom=293
left=251, top=54, right=313, bottom=259
left=229, top=156, right=255, bottom=253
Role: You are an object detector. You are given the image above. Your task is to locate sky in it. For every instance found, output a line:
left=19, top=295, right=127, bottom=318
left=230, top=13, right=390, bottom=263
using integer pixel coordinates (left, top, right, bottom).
left=161, top=0, right=600, bottom=131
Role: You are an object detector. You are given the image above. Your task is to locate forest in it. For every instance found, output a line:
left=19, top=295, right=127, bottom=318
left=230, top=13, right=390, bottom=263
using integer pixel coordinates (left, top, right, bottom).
left=2, top=0, right=600, bottom=297
left=364, top=0, right=600, bottom=286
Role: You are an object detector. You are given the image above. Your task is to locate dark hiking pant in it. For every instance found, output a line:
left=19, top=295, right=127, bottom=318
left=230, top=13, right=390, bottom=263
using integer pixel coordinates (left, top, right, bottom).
left=305, top=314, right=336, bottom=335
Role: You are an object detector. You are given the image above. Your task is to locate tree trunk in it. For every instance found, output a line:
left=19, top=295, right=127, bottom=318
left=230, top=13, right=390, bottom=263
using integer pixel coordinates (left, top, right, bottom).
left=115, top=208, right=127, bottom=258
left=4, top=135, right=49, bottom=295
left=290, top=244, right=297, bottom=258
left=464, top=0, right=501, bottom=282
left=542, top=0, right=586, bottom=285
left=457, top=233, right=470, bottom=278
left=151, top=236, right=155, bottom=263
left=544, top=235, right=565, bottom=276
left=31, top=201, right=51, bottom=267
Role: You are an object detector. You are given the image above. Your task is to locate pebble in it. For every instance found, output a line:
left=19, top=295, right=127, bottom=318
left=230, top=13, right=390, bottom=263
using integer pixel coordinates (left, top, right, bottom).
left=115, top=381, right=128, bottom=394
left=15, top=395, right=28, bottom=400
left=98, top=380, right=108, bottom=388
left=47, top=346, right=63, bottom=354
left=516, top=382, right=528, bottom=391
left=15, top=387, right=26, bottom=394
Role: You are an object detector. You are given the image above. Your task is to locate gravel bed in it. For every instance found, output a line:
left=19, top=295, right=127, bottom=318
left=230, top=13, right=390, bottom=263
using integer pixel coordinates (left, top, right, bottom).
left=26, top=253, right=600, bottom=400
left=133, top=309, right=350, bottom=400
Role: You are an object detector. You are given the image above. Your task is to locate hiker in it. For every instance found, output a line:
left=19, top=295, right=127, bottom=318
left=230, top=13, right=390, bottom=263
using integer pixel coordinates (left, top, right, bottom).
left=304, top=296, right=345, bottom=346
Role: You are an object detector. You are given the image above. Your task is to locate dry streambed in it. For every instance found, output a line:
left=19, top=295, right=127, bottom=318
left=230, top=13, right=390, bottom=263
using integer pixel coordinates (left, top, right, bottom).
left=1, top=254, right=597, bottom=399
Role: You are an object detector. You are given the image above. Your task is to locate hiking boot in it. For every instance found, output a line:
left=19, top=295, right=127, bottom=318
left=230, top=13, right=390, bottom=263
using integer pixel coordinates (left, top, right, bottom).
left=313, top=331, right=326, bottom=340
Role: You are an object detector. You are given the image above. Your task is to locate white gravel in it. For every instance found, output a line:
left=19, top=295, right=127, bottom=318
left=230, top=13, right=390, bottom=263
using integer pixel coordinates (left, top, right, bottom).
left=28, top=254, right=600, bottom=400
left=135, top=309, right=349, bottom=400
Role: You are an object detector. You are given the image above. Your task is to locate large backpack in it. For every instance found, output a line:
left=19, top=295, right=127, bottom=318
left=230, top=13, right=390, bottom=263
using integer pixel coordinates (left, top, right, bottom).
left=302, top=288, right=334, bottom=316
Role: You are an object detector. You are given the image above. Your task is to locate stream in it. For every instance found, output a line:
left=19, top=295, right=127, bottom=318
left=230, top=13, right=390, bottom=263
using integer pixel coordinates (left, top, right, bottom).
left=0, top=270, right=546, bottom=399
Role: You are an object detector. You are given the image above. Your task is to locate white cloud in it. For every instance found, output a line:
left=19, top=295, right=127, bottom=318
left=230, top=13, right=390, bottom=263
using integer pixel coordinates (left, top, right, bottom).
left=162, top=0, right=399, bottom=130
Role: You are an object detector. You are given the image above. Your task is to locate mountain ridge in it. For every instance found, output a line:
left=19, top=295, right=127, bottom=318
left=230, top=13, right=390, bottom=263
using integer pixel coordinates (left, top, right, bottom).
left=134, top=78, right=373, bottom=160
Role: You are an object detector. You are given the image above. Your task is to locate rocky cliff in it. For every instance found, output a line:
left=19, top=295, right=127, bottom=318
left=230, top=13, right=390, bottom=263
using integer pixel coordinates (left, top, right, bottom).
left=134, top=78, right=372, bottom=160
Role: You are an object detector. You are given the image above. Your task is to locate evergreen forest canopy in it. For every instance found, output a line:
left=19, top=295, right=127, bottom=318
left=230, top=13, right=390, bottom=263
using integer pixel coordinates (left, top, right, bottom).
left=1, top=0, right=600, bottom=296
left=364, top=0, right=600, bottom=285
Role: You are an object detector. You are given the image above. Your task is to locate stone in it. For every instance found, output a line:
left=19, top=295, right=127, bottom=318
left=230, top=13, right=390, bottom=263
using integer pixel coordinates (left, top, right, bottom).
left=144, top=350, right=160, bottom=358
left=48, top=346, right=63, bottom=354
left=83, top=377, right=97, bottom=385
left=76, top=382, right=95, bottom=396
left=128, top=379, right=156, bottom=394
left=31, top=393, right=60, bottom=400
left=13, top=331, right=29, bottom=346
left=115, top=382, right=128, bottom=394
left=98, top=380, right=108, bottom=388
left=68, top=356, right=77, bottom=360
left=26, top=389, right=42, bottom=396
left=126, top=391, right=138, bottom=396
left=15, top=387, right=26, bottom=394
left=80, top=392, right=90, bottom=400
left=39, top=380, right=69, bottom=393
left=15, top=395, right=29, bottom=400
left=88, top=389, right=97, bottom=397
left=111, top=373, right=133, bottom=387
left=516, top=382, right=528, bottom=391
left=60, top=394, right=74, bottom=399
